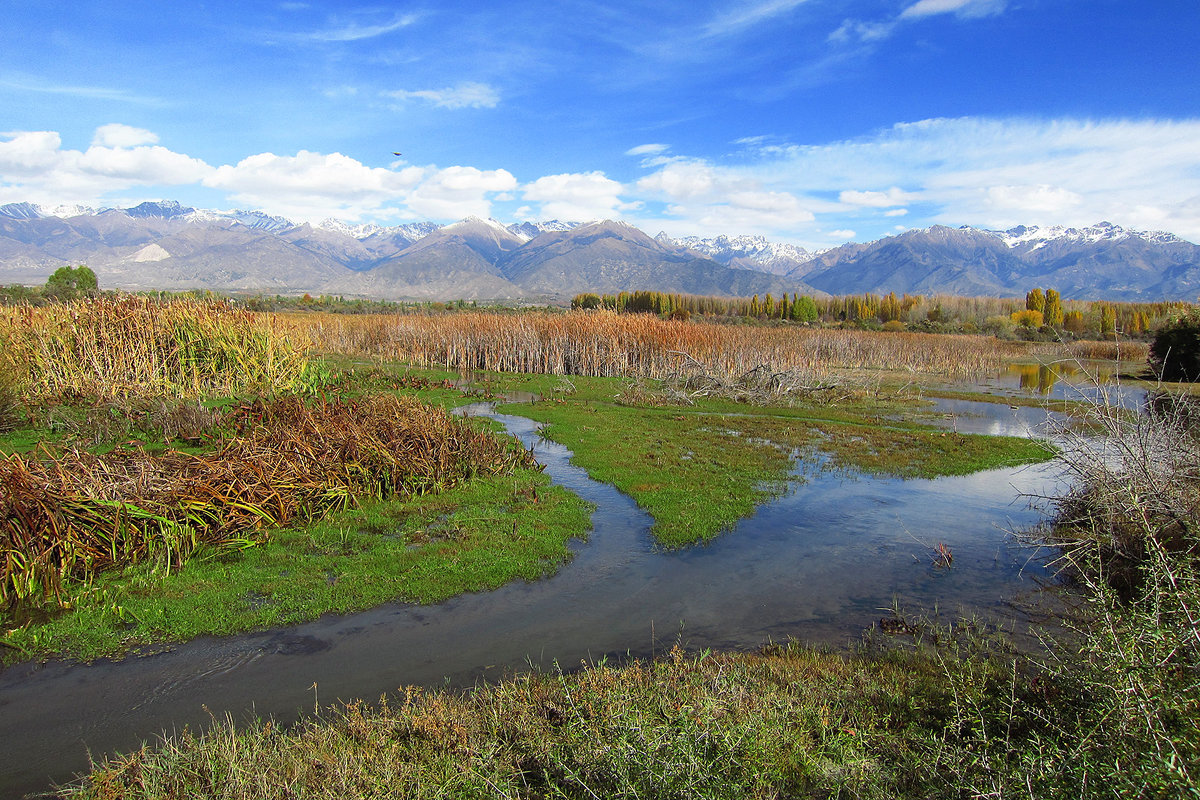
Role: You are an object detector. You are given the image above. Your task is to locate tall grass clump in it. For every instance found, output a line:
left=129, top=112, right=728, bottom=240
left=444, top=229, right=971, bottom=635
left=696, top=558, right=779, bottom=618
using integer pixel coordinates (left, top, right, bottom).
left=307, top=309, right=1050, bottom=382
left=0, top=395, right=537, bottom=611
left=0, top=356, right=24, bottom=433
left=0, top=296, right=320, bottom=400
left=1024, top=385, right=1200, bottom=795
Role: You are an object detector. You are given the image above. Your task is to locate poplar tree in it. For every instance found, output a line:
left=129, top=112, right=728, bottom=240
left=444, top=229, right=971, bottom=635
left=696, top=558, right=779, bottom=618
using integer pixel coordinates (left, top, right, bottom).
left=1044, top=289, right=1064, bottom=327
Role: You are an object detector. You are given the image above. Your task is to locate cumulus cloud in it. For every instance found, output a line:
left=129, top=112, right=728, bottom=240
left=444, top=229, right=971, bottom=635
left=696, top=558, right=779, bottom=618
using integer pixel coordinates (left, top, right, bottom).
left=92, top=123, right=159, bottom=148
left=405, top=165, right=518, bottom=220
left=743, top=116, right=1200, bottom=241
left=634, top=156, right=814, bottom=236
left=383, top=82, right=500, bottom=109
left=0, top=127, right=212, bottom=206
left=521, top=171, right=634, bottom=221
left=204, top=150, right=423, bottom=220
left=667, top=191, right=815, bottom=235
left=625, top=116, right=1200, bottom=244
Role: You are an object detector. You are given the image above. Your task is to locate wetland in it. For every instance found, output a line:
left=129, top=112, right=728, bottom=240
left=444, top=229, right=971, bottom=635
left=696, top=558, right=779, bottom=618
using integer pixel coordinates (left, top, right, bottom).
left=0, top=299, right=1194, bottom=799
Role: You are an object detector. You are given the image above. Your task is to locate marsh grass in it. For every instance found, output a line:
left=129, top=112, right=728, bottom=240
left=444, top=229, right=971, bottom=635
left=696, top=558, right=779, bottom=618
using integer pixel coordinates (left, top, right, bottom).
left=0, top=395, right=537, bottom=613
left=306, top=309, right=1076, bottom=383
left=498, top=374, right=1052, bottom=546
left=0, top=296, right=321, bottom=400
left=5, top=470, right=589, bottom=662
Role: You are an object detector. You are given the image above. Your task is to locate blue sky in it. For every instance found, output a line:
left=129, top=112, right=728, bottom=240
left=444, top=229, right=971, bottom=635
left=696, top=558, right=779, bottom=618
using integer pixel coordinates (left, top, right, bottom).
left=2, top=0, right=1198, bottom=248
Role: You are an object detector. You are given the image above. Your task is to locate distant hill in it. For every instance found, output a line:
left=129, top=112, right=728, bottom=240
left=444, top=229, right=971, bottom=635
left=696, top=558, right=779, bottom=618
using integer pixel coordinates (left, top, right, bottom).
left=1, top=202, right=1196, bottom=301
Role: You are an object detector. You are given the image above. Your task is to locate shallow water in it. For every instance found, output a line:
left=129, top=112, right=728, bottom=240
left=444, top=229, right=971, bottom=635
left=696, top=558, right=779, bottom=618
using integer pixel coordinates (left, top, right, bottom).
left=0, top=405, right=1059, bottom=799
left=973, top=362, right=1148, bottom=409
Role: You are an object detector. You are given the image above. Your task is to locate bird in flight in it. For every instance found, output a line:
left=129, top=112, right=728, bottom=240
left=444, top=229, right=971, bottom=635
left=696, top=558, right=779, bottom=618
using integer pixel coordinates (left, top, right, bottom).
left=392, top=152, right=402, bottom=156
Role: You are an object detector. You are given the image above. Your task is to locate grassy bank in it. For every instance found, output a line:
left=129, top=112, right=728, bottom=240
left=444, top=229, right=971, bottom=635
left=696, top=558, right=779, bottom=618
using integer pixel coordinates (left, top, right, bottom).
left=3, top=470, right=589, bottom=663
left=51, top=636, right=1085, bottom=800
left=491, top=373, right=1052, bottom=546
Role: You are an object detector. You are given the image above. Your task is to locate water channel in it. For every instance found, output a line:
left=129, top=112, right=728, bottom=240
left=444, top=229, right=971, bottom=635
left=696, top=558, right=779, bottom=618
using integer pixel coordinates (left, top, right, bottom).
left=0, top=386, right=1076, bottom=798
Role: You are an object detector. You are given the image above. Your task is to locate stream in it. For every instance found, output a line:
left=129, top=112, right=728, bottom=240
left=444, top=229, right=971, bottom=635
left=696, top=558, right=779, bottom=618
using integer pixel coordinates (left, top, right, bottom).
left=0, top=400, right=1063, bottom=799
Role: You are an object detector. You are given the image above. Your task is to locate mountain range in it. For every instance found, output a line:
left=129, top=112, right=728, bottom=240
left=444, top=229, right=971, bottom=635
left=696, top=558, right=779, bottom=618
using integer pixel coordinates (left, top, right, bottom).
left=1, top=201, right=1198, bottom=302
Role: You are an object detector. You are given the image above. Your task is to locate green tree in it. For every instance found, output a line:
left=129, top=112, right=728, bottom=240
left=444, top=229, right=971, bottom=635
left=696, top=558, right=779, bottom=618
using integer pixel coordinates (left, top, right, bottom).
left=790, top=295, right=818, bottom=323
left=45, top=264, right=98, bottom=299
left=1044, top=289, right=1064, bottom=327
left=1026, top=288, right=1046, bottom=313
left=1150, top=308, right=1200, bottom=381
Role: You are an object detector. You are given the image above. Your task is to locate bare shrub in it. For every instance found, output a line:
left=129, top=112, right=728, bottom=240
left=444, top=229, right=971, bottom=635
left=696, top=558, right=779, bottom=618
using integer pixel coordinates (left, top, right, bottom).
left=1030, top=375, right=1200, bottom=793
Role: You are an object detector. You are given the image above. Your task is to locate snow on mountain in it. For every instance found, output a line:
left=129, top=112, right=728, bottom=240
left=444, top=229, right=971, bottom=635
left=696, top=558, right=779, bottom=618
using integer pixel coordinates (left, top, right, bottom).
left=188, top=208, right=297, bottom=233
left=986, top=221, right=1184, bottom=251
left=316, top=218, right=385, bottom=238
left=506, top=220, right=582, bottom=241
left=441, top=216, right=514, bottom=237
left=663, top=233, right=813, bottom=276
left=0, top=202, right=44, bottom=220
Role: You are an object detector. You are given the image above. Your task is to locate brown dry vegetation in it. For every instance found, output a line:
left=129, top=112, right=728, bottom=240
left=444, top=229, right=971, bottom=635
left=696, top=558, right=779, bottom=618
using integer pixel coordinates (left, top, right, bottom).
left=302, top=309, right=1105, bottom=381
left=0, top=395, right=536, bottom=610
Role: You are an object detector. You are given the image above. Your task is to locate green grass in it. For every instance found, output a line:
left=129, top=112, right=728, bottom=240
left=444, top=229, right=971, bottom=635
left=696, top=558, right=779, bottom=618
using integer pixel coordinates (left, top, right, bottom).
left=54, top=636, right=1065, bottom=800
left=491, top=374, right=1053, bottom=547
left=2, top=469, right=591, bottom=663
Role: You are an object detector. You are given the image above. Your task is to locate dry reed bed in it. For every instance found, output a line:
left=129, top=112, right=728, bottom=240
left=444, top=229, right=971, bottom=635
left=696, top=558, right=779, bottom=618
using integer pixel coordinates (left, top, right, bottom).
left=305, top=310, right=1065, bottom=379
left=0, top=395, right=537, bottom=609
left=0, top=297, right=316, bottom=400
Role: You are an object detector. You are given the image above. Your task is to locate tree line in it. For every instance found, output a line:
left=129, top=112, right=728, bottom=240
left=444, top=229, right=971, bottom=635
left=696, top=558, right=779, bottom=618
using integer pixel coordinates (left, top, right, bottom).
left=571, top=288, right=1189, bottom=341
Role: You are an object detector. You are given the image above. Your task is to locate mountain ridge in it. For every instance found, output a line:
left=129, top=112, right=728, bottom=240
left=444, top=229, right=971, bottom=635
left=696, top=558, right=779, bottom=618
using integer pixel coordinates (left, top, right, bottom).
left=1, top=202, right=1197, bottom=302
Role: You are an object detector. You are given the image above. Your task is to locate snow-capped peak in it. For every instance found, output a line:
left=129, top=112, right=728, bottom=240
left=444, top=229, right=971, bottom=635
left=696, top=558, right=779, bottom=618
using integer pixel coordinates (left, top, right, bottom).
left=987, top=221, right=1183, bottom=250
left=317, top=218, right=384, bottom=238
left=666, top=232, right=812, bottom=274
left=441, top=216, right=514, bottom=237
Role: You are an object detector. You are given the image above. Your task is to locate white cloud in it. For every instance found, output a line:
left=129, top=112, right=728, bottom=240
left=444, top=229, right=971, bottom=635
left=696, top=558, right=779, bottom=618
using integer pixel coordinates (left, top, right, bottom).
left=405, top=165, right=518, bottom=220
left=625, top=143, right=670, bottom=156
left=0, top=130, right=65, bottom=177
left=672, top=190, right=815, bottom=235
left=828, top=19, right=894, bottom=43
left=827, top=229, right=857, bottom=240
left=702, top=0, right=811, bottom=36
left=838, top=187, right=916, bottom=208
left=299, top=13, right=419, bottom=42
left=900, top=0, right=1006, bottom=20
left=833, top=0, right=1006, bottom=44
left=81, top=144, right=211, bottom=184
left=522, top=171, right=631, bottom=221
left=745, top=116, right=1200, bottom=241
left=383, top=82, right=500, bottom=109
left=0, top=127, right=211, bottom=206
left=204, top=150, right=423, bottom=220
left=625, top=116, right=1200, bottom=245
left=92, top=123, right=159, bottom=148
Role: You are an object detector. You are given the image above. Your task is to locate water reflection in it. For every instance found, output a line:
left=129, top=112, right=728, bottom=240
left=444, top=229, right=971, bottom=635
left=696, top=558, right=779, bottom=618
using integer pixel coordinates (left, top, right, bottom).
left=962, top=362, right=1147, bottom=410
